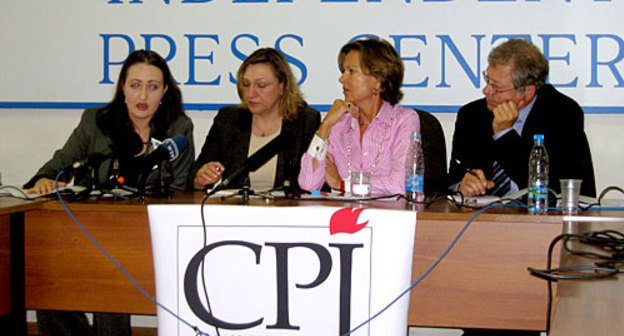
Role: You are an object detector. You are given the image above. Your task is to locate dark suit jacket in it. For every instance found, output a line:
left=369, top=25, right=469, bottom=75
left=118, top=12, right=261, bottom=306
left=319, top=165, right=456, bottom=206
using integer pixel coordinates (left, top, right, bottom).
left=190, top=105, right=321, bottom=191
left=448, top=84, right=596, bottom=197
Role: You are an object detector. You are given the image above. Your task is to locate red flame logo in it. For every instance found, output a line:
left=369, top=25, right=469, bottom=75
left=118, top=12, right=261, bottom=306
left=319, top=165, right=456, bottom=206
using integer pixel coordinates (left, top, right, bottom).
left=329, top=208, right=369, bottom=235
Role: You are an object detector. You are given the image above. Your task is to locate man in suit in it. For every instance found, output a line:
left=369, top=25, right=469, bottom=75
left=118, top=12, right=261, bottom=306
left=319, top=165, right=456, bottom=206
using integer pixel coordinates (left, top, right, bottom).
left=449, top=38, right=596, bottom=203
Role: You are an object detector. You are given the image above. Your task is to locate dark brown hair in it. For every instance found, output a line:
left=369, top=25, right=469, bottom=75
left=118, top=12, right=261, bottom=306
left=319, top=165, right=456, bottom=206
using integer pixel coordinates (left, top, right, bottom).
left=338, top=38, right=404, bottom=105
left=98, top=49, right=184, bottom=139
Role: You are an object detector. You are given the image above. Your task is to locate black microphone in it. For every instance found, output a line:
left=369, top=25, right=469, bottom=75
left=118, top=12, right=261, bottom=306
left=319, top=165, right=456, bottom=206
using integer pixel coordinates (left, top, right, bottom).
left=66, top=132, right=144, bottom=173
left=220, top=132, right=288, bottom=189
left=139, top=134, right=188, bottom=170
left=66, top=149, right=113, bottom=172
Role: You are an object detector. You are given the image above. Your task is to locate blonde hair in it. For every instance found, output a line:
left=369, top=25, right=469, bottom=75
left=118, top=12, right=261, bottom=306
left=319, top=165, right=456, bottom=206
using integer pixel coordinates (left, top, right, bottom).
left=236, top=48, right=307, bottom=120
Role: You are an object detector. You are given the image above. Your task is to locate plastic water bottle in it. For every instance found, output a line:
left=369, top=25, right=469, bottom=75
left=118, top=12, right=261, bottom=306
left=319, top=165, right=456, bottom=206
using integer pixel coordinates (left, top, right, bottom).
left=405, top=131, right=425, bottom=202
left=528, top=134, right=549, bottom=214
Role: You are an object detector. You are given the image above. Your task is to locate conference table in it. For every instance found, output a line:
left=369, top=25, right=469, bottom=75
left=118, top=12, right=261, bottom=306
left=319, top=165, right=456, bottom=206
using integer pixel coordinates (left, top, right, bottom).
left=0, top=196, right=49, bottom=335
left=548, top=216, right=624, bottom=336
left=21, top=192, right=570, bottom=333
left=18, top=191, right=624, bottom=333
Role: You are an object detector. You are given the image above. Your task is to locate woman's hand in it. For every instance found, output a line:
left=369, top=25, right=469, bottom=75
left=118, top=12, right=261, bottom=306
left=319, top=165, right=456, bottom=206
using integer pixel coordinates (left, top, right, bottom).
left=324, top=153, right=342, bottom=190
left=317, top=99, right=359, bottom=139
left=194, top=162, right=225, bottom=189
left=27, top=178, right=66, bottom=195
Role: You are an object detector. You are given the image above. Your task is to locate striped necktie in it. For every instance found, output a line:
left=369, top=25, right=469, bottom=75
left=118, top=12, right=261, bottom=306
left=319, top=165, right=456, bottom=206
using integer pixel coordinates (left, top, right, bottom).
left=488, top=160, right=511, bottom=197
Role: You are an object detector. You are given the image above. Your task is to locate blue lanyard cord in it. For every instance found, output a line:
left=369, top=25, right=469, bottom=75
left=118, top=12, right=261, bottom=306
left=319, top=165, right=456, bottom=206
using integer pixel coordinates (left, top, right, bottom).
left=53, top=171, right=211, bottom=336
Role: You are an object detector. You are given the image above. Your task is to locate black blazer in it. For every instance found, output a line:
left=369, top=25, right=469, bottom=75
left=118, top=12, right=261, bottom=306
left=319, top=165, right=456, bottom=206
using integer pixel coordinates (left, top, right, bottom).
left=190, top=105, right=321, bottom=191
left=448, top=84, right=596, bottom=197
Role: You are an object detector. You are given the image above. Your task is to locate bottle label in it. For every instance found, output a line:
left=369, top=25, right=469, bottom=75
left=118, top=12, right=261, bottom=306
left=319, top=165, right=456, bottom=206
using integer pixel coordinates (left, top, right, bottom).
left=405, top=173, right=424, bottom=193
left=529, top=185, right=548, bottom=199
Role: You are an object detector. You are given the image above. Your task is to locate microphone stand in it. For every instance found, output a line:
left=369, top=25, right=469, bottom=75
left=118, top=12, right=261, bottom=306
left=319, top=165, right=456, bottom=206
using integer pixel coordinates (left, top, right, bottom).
left=155, top=160, right=173, bottom=199
left=136, top=160, right=175, bottom=203
left=136, top=171, right=148, bottom=204
left=239, top=182, right=254, bottom=204
left=219, top=177, right=257, bottom=204
left=72, top=164, right=102, bottom=201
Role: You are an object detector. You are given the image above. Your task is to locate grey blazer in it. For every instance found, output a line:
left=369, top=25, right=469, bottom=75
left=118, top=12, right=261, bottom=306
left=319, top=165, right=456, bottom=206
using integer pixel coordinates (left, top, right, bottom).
left=24, top=107, right=195, bottom=190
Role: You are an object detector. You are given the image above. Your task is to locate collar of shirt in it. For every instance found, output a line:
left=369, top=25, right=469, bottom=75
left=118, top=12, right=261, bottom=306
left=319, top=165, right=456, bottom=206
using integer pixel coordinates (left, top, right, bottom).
left=354, top=101, right=395, bottom=129
left=336, top=100, right=396, bottom=134
left=492, top=94, right=537, bottom=140
left=513, top=94, right=537, bottom=136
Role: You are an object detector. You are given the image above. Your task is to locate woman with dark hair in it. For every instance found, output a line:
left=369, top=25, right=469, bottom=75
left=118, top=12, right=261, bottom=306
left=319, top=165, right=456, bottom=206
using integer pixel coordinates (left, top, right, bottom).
left=190, top=47, right=320, bottom=192
left=298, top=38, right=421, bottom=196
left=24, top=49, right=194, bottom=336
left=25, top=49, right=194, bottom=195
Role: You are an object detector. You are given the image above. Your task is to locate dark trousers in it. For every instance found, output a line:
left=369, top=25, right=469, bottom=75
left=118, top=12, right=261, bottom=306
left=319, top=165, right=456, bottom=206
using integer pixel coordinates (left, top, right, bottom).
left=37, top=310, right=131, bottom=336
left=462, top=329, right=540, bottom=336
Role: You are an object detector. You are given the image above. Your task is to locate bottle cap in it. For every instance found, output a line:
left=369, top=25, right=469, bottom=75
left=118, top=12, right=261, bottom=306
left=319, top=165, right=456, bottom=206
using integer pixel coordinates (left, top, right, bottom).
left=533, top=134, right=544, bottom=143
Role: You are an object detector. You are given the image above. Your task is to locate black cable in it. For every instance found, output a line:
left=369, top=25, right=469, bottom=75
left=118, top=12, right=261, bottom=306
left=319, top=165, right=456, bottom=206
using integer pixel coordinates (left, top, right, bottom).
left=528, top=230, right=624, bottom=332
left=295, top=193, right=404, bottom=202
left=199, top=193, right=221, bottom=336
left=529, top=233, right=565, bottom=332
left=581, top=185, right=624, bottom=210
left=529, top=265, right=618, bottom=280
left=597, top=186, right=624, bottom=204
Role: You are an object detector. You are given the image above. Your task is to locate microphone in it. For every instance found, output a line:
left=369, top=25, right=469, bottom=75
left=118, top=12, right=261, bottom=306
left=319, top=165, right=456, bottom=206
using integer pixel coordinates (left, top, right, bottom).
left=66, top=132, right=144, bottom=173
left=220, top=132, right=288, bottom=189
left=140, top=134, right=189, bottom=170
left=66, top=149, right=113, bottom=172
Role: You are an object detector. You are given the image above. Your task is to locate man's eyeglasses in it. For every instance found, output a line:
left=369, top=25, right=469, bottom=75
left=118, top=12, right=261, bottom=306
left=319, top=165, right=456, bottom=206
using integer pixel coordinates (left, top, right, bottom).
left=482, top=71, right=520, bottom=94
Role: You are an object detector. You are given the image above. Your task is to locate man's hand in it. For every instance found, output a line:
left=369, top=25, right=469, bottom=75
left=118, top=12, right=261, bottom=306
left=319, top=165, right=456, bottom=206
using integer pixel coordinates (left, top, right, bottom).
left=458, top=169, right=495, bottom=197
left=492, top=100, right=519, bottom=134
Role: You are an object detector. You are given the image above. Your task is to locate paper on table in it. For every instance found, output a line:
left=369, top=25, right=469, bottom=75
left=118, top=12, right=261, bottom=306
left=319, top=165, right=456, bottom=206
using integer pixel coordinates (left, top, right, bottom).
left=0, top=185, right=86, bottom=200
left=447, top=194, right=501, bottom=207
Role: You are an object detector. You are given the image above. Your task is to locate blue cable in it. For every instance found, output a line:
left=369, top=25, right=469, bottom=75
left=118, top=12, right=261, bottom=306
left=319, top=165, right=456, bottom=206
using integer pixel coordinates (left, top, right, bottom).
left=58, top=173, right=621, bottom=336
left=587, top=206, right=624, bottom=211
left=341, top=202, right=526, bottom=336
left=53, top=171, right=211, bottom=336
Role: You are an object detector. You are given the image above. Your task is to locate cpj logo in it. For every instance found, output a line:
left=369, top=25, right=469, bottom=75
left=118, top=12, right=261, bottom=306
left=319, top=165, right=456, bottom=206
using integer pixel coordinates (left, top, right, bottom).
left=179, top=208, right=374, bottom=336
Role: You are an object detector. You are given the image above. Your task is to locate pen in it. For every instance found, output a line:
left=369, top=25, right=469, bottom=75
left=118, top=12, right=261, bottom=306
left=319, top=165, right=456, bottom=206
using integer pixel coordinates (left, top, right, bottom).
left=454, top=158, right=479, bottom=177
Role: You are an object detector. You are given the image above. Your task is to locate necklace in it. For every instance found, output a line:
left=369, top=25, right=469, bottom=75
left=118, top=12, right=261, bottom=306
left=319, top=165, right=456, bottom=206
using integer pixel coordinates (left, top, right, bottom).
left=134, top=125, right=151, bottom=142
left=133, top=128, right=151, bottom=155
left=347, top=118, right=387, bottom=177
left=252, top=119, right=282, bottom=137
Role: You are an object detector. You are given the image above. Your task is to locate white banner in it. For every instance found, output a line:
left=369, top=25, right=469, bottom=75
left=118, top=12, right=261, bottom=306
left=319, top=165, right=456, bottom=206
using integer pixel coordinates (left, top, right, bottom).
left=148, top=204, right=417, bottom=336
left=1, top=1, right=623, bottom=113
